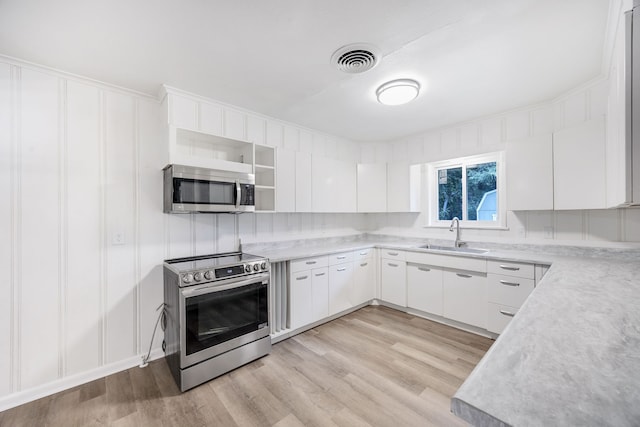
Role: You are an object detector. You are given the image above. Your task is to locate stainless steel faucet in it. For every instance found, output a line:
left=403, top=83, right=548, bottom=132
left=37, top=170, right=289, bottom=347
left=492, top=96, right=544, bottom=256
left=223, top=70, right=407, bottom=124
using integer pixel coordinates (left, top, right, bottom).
left=449, top=217, right=465, bottom=247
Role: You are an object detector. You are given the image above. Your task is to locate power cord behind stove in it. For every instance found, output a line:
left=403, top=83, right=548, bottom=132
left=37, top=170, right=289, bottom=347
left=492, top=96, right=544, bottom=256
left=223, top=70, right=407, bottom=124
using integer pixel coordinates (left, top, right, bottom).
left=139, top=303, right=167, bottom=368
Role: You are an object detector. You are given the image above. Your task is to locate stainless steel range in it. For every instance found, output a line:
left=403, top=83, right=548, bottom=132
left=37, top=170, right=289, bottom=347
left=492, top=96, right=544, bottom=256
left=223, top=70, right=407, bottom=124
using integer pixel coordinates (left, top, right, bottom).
left=163, top=252, right=271, bottom=391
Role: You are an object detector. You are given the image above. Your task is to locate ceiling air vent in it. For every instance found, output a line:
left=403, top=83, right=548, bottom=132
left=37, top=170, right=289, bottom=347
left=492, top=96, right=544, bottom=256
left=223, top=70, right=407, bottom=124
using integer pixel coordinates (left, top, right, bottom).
left=330, top=43, right=381, bottom=74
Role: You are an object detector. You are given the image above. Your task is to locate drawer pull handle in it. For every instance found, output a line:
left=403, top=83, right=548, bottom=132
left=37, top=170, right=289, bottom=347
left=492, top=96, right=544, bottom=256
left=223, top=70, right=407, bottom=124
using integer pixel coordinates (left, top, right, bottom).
left=499, top=265, right=520, bottom=271
left=418, top=267, right=431, bottom=272
left=499, top=310, right=516, bottom=317
left=360, top=251, right=368, bottom=255
left=388, top=263, right=399, bottom=267
left=456, top=273, right=472, bottom=278
left=314, top=272, right=326, bottom=277
left=296, top=275, right=308, bottom=280
left=306, top=261, right=317, bottom=265
left=337, top=267, right=347, bottom=272
left=337, top=256, right=347, bottom=260
left=500, top=280, right=520, bottom=287
left=360, top=262, right=368, bottom=267
left=388, top=252, right=399, bottom=256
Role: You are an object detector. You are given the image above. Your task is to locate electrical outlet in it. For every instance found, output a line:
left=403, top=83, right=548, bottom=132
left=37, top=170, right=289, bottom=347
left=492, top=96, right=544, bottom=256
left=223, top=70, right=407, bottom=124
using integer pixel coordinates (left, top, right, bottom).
left=112, top=231, right=125, bottom=245
left=544, top=226, right=554, bottom=239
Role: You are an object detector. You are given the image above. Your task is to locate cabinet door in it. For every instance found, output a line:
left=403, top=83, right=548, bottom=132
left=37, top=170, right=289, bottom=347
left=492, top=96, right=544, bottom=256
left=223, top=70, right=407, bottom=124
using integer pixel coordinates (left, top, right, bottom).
left=295, top=151, right=312, bottom=212
left=380, top=260, right=407, bottom=307
left=290, top=271, right=313, bottom=329
left=443, top=270, right=487, bottom=329
left=407, top=264, right=443, bottom=316
left=357, top=164, right=387, bottom=212
left=276, top=148, right=296, bottom=212
left=387, top=163, right=420, bottom=212
left=328, top=263, right=353, bottom=316
left=506, top=134, right=554, bottom=210
left=352, top=259, right=375, bottom=306
left=312, top=156, right=356, bottom=212
left=311, top=268, right=329, bottom=322
left=553, top=117, right=606, bottom=210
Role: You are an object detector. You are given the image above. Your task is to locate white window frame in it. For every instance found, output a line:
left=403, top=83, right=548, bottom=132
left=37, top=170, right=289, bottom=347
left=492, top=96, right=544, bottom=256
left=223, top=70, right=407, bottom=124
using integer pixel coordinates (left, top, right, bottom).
left=425, top=152, right=506, bottom=229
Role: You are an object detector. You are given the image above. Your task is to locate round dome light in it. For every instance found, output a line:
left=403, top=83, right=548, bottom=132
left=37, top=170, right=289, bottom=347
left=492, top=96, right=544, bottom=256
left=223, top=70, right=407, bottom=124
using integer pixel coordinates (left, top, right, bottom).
left=376, top=79, right=420, bottom=106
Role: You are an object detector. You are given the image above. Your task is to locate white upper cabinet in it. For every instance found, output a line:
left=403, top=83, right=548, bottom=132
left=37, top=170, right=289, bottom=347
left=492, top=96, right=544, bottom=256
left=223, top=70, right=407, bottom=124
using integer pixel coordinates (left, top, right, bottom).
left=276, top=148, right=296, bottom=212
left=387, top=163, right=421, bottom=212
left=553, top=117, right=606, bottom=210
left=295, top=151, right=312, bottom=212
left=506, top=134, right=554, bottom=211
left=312, top=156, right=357, bottom=212
left=357, top=164, right=387, bottom=212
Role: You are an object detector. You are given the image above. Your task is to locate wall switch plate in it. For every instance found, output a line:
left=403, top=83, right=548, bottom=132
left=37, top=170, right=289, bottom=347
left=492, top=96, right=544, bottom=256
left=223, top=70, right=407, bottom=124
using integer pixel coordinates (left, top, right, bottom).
left=112, top=232, right=125, bottom=245
left=544, top=226, right=554, bottom=239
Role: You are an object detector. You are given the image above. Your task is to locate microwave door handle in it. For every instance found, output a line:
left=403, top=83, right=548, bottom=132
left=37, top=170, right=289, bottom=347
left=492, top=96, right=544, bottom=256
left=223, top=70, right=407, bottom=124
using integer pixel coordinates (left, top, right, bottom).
left=235, top=180, right=241, bottom=209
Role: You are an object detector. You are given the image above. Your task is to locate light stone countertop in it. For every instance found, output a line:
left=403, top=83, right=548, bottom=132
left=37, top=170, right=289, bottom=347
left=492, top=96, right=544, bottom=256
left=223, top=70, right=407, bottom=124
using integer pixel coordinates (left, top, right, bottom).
left=246, top=234, right=640, bottom=426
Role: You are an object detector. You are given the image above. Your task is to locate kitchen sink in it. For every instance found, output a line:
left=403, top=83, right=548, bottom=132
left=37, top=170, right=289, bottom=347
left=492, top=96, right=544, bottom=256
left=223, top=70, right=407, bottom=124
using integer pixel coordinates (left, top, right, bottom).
left=418, top=244, right=488, bottom=254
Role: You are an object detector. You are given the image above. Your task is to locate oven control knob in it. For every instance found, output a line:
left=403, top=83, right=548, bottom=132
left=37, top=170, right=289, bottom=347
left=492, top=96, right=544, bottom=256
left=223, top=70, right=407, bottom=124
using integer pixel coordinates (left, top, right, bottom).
left=182, top=274, right=193, bottom=284
left=193, top=272, right=202, bottom=282
left=253, top=264, right=260, bottom=271
left=245, top=265, right=252, bottom=273
left=204, top=270, right=213, bottom=280
left=261, top=262, right=267, bottom=270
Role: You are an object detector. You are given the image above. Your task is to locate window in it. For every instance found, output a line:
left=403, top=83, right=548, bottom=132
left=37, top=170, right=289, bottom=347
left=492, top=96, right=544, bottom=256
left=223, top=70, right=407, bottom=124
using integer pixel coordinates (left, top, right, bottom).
left=427, top=152, right=505, bottom=227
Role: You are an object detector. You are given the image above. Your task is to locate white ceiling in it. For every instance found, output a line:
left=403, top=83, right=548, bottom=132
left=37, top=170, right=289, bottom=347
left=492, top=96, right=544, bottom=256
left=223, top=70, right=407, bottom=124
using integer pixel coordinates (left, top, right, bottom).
left=0, top=0, right=609, bottom=142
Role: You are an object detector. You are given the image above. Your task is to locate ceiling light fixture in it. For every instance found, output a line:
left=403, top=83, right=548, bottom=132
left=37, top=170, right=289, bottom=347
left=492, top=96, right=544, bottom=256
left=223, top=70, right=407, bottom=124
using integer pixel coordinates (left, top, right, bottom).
left=376, top=79, right=420, bottom=106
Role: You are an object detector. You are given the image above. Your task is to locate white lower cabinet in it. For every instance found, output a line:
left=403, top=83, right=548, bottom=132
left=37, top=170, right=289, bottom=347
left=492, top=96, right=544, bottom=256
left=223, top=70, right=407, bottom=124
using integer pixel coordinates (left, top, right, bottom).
left=290, top=256, right=329, bottom=330
left=380, top=258, right=407, bottom=307
left=290, top=271, right=313, bottom=330
left=407, top=264, right=443, bottom=316
left=486, top=260, right=537, bottom=334
left=329, top=262, right=353, bottom=316
left=311, top=267, right=329, bottom=322
left=443, top=270, right=487, bottom=329
left=352, top=255, right=375, bottom=306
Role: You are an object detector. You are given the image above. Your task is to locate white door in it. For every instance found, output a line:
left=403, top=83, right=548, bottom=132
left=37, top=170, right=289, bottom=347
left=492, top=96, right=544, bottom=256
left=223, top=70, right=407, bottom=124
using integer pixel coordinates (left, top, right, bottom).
left=380, top=260, right=407, bottom=307
left=443, top=270, right=487, bottom=329
left=311, top=267, right=329, bottom=322
left=290, top=271, right=313, bottom=329
left=407, top=264, right=443, bottom=316
left=352, top=259, right=375, bottom=305
left=328, top=263, right=353, bottom=315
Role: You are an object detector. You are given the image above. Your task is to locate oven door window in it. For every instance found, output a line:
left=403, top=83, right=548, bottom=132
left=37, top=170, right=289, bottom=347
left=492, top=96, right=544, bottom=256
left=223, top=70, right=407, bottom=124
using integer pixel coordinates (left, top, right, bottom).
left=184, top=282, right=268, bottom=356
left=173, top=178, right=236, bottom=205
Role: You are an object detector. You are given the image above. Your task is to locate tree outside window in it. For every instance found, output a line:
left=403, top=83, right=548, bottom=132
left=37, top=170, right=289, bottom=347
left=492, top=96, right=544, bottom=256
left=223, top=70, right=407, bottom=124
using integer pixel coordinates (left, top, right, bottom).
left=436, top=160, right=498, bottom=223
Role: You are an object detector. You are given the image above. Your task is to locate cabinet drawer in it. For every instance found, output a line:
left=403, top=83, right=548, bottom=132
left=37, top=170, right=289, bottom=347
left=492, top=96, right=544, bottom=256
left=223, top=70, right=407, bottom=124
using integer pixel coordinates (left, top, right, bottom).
left=487, top=302, right=519, bottom=334
left=291, top=256, right=328, bottom=273
left=488, top=260, right=534, bottom=279
left=487, top=274, right=535, bottom=307
left=406, top=251, right=486, bottom=273
left=329, top=251, right=354, bottom=265
left=354, top=247, right=374, bottom=260
left=380, top=249, right=406, bottom=260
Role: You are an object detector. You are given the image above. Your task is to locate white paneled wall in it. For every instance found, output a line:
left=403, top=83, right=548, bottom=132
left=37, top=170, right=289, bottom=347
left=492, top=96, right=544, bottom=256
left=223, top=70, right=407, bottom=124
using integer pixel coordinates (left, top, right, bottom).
left=371, top=78, right=640, bottom=243
left=0, top=59, right=170, bottom=408
left=0, top=58, right=370, bottom=409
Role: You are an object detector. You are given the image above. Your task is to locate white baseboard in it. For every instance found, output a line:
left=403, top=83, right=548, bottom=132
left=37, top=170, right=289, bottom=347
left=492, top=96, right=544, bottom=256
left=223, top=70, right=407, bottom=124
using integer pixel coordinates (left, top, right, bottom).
left=0, top=348, right=164, bottom=412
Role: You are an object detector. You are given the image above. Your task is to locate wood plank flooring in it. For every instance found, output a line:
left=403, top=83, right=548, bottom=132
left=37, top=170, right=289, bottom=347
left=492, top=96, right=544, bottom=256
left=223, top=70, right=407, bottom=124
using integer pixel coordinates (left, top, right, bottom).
left=0, top=306, right=493, bottom=427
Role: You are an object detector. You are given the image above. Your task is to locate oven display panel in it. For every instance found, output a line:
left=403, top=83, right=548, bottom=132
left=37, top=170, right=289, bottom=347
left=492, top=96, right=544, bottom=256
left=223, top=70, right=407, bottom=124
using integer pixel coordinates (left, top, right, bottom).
left=215, top=265, right=245, bottom=278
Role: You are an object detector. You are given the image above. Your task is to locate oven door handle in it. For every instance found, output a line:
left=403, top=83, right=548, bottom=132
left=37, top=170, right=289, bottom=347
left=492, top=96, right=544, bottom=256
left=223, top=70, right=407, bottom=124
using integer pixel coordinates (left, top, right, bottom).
left=181, top=275, right=268, bottom=298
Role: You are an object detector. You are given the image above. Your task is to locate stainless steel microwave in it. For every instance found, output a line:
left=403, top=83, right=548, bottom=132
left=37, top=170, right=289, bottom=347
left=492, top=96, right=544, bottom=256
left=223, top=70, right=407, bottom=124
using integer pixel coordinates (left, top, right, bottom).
left=163, top=164, right=255, bottom=213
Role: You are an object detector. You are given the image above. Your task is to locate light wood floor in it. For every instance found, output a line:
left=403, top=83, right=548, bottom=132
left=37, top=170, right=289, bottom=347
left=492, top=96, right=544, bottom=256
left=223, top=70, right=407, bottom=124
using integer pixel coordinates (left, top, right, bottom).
left=0, top=306, right=493, bottom=427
